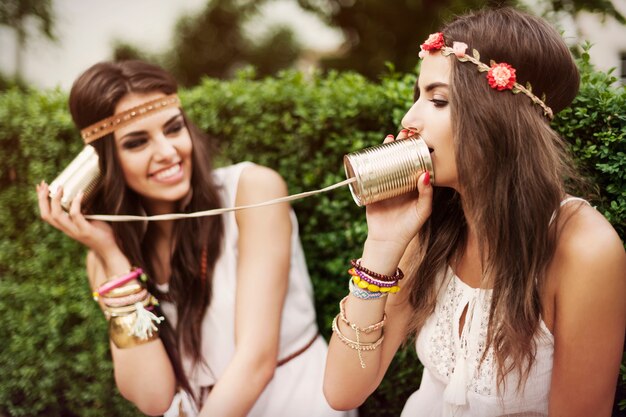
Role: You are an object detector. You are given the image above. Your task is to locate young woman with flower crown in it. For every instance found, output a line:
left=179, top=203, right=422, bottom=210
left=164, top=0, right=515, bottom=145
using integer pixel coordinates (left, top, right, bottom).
left=36, top=60, right=355, bottom=417
left=323, top=7, right=625, bottom=417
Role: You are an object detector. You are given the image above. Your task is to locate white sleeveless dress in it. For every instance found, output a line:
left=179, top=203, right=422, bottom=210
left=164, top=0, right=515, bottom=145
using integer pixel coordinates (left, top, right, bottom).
left=401, top=197, right=590, bottom=417
left=159, top=162, right=356, bottom=417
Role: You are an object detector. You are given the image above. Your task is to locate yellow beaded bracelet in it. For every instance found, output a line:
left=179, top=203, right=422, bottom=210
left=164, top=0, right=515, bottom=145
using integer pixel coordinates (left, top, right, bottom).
left=352, top=275, right=400, bottom=293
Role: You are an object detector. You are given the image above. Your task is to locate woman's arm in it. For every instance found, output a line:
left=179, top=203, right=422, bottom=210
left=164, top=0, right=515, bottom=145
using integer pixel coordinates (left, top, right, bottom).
left=37, top=182, right=176, bottom=415
left=323, top=237, right=420, bottom=410
left=324, top=130, right=434, bottom=410
left=548, top=204, right=626, bottom=417
left=198, top=165, right=292, bottom=417
left=87, top=251, right=177, bottom=416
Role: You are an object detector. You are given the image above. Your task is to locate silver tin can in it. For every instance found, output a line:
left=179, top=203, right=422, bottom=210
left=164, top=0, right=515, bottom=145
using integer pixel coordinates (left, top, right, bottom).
left=343, top=136, right=434, bottom=206
left=49, top=145, right=102, bottom=211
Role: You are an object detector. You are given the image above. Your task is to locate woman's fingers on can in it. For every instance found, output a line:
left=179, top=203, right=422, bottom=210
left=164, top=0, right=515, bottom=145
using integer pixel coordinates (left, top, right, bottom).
left=36, top=182, right=52, bottom=222
left=48, top=185, right=78, bottom=233
left=69, top=191, right=91, bottom=232
left=414, top=172, right=434, bottom=226
left=383, top=134, right=395, bottom=144
left=396, top=129, right=410, bottom=140
left=49, top=184, right=64, bottom=214
left=37, top=182, right=64, bottom=230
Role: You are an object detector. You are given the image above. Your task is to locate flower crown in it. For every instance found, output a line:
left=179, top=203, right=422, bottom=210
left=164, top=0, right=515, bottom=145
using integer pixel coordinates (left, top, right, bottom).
left=419, top=32, right=553, bottom=120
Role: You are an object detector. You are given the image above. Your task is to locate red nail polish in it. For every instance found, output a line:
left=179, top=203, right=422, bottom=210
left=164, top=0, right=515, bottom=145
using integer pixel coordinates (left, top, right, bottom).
left=386, top=134, right=394, bottom=138
left=423, top=171, right=430, bottom=186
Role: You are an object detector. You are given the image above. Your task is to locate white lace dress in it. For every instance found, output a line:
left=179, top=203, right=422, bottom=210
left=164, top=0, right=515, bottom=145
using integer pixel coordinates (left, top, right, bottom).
left=401, top=267, right=553, bottom=417
left=401, top=198, right=590, bottom=417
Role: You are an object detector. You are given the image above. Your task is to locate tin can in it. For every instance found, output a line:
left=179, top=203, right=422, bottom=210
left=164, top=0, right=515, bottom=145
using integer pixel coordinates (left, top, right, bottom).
left=343, top=136, right=434, bottom=206
left=49, top=145, right=102, bottom=211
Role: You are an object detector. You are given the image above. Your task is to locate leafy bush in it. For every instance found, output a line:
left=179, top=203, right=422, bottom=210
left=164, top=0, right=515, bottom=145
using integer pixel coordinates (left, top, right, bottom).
left=0, top=59, right=623, bottom=416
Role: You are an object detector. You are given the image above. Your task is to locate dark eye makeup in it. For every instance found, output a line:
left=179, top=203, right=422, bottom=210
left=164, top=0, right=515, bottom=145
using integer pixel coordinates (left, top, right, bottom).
left=121, top=136, right=148, bottom=150
left=430, top=99, right=448, bottom=108
left=119, top=113, right=185, bottom=150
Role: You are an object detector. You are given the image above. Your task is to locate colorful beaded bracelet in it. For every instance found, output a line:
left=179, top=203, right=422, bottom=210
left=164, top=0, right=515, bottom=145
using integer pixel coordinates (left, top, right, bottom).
left=351, top=258, right=404, bottom=282
left=352, top=275, right=401, bottom=294
left=349, top=267, right=397, bottom=287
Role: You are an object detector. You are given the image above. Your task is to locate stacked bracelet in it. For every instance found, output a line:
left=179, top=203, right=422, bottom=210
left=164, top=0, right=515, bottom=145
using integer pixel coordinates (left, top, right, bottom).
left=334, top=259, right=401, bottom=367
left=93, top=267, right=163, bottom=349
left=349, top=278, right=386, bottom=300
left=348, top=268, right=401, bottom=294
left=350, top=259, right=404, bottom=281
left=92, top=267, right=147, bottom=300
left=338, top=296, right=386, bottom=334
left=332, top=315, right=384, bottom=369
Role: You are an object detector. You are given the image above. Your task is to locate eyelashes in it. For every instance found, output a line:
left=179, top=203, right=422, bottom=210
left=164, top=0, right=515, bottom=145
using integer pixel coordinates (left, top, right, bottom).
left=430, top=99, right=449, bottom=108
left=164, top=121, right=184, bottom=135
left=122, top=138, right=148, bottom=150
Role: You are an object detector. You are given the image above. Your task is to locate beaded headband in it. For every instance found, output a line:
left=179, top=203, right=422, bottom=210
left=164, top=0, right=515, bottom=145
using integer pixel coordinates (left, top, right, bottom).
left=419, top=32, right=553, bottom=120
left=81, top=94, right=181, bottom=144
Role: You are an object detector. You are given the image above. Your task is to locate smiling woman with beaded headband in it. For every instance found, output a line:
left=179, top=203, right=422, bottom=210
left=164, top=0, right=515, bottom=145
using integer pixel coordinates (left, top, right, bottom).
left=324, top=7, right=625, bottom=417
left=36, top=60, right=356, bottom=417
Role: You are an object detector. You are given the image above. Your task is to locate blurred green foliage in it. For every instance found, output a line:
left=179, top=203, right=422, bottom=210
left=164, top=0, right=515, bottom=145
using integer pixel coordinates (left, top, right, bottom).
left=0, top=57, right=624, bottom=416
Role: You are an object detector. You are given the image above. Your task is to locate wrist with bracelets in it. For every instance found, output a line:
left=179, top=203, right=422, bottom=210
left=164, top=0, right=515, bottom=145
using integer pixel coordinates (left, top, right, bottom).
left=350, top=258, right=404, bottom=281
left=347, top=258, right=403, bottom=294
left=333, top=258, right=403, bottom=368
left=93, top=267, right=164, bottom=348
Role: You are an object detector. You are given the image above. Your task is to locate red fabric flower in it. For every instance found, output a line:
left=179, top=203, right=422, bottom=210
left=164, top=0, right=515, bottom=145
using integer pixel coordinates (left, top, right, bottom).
left=487, top=62, right=517, bottom=90
left=420, top=32, right=445, bottom=52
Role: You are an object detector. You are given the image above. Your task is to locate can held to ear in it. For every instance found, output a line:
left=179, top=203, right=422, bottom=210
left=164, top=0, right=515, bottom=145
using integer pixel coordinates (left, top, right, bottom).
left=49, top=145, right=102, bottom=211
left=343, top=136, right=434, bottom=206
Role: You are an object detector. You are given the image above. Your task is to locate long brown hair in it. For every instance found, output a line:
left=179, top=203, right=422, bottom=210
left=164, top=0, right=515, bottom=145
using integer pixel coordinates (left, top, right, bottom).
left=405, top=8, right=582, bottom=389
left=69, top=60, right=224, bottom=397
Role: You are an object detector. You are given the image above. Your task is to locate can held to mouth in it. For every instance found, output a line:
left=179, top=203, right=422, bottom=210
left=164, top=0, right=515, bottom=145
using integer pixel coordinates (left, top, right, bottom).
left=49, top=145, right=102, bottom=211
left=343, top=136, right=434, bottom=206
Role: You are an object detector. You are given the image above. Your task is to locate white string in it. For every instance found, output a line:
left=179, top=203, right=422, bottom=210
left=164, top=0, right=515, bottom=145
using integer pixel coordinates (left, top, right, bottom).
left=84, top=177, right=357, bottom=222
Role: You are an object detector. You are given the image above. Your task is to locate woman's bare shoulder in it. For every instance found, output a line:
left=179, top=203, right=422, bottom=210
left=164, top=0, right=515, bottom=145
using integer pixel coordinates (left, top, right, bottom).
left=553, top=201, right=625, bottom=300
left=236, top=164, right=288, bottom=203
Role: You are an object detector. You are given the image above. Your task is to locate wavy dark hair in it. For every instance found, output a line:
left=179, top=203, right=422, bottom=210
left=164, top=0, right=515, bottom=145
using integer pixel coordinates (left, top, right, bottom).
left=69, top=60, right=224, bottom=399
left=405, top=7, right=583, bottom=390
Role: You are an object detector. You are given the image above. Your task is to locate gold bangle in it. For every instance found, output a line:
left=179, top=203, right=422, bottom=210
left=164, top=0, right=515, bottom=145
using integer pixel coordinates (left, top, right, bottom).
left=332, top=314, right=384, bottom=369
left=105, top=282, right=143, bottom=298
left=339, top=296, right=386, bottom=334
left=332, top=315, right=384, bottom=350
left=109, top=312, right=159, bottom=349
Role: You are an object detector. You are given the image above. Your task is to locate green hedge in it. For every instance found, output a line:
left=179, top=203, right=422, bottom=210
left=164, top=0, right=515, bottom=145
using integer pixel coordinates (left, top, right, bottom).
left=0, top=55, right=624, bottom=416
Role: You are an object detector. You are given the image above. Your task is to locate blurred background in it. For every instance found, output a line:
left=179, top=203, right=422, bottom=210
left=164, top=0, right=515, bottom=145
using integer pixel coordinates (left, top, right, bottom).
left=1, top=0, right=625, bottom=90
